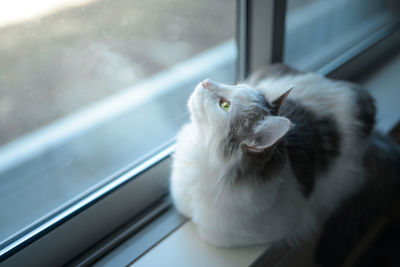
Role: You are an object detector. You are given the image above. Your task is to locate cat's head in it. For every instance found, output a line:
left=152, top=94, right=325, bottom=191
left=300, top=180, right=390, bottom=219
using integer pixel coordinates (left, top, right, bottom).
left=188, top=79, right=292, bottom=158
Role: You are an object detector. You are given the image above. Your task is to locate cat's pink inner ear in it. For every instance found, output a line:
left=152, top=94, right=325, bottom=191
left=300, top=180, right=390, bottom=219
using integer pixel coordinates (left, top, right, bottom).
left=242, top=117, right=291, bottom=153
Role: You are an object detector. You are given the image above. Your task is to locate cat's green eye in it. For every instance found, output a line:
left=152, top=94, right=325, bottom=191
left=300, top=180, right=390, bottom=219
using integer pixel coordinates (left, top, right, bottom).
left=219, top=98, right=230, bottom=111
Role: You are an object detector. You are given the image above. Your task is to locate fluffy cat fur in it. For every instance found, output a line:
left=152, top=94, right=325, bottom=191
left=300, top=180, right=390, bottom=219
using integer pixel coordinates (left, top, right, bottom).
left=170, top=64, right=398, bottom=258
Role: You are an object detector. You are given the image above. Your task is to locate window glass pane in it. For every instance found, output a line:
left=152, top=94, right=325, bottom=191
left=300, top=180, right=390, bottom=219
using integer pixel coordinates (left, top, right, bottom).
left=284, top=0, right=398, bottom=70
left=0, top=0, right=236, bottom=246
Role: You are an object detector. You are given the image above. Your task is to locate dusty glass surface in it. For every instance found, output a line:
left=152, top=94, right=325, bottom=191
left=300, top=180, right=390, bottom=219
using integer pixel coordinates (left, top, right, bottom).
left=0, top=0, right=236, bottom=246
left=284, top=0, right=398, bottom=70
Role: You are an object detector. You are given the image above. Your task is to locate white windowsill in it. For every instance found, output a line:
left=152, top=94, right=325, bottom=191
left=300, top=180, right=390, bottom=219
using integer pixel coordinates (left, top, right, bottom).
left=131, top=221, right=269, bottom=267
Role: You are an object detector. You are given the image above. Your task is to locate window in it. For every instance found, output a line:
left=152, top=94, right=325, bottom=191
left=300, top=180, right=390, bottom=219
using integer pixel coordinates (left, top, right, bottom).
left=2, top=0, right=400, bottom=266
left=0, top=0, right=236, bottom=262
left=285, top=0, right=398, bottom=72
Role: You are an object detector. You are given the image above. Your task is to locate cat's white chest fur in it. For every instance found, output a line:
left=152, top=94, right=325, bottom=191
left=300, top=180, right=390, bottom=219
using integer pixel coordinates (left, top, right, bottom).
left=171, top=124, right=315, bottom=246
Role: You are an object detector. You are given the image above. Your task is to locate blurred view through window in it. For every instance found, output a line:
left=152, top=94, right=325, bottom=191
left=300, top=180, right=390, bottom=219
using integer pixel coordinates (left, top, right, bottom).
left=284, top=0, right=397, bottom=70
left=0, top=0, right=236, bottom=247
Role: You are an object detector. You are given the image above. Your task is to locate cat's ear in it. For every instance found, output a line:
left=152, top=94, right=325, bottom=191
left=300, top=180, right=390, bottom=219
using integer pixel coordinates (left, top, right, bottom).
left=272, top=87, right=293, bottom=114
left=242, top=117, right=291, bottom=153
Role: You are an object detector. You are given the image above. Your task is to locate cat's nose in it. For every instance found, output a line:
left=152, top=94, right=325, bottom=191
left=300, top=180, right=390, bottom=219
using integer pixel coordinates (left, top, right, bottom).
left=201, top=79, right=218, bottom=90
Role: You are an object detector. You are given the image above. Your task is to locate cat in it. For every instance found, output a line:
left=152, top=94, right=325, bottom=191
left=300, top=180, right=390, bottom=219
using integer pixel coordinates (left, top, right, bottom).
left=170, top=64, right=400, bottom=266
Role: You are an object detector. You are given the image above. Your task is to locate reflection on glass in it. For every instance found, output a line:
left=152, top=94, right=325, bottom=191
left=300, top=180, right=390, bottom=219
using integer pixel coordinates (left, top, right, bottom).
left=284, top=0, right=397, bottom=70
left=0, top=0, right=236, bottom=246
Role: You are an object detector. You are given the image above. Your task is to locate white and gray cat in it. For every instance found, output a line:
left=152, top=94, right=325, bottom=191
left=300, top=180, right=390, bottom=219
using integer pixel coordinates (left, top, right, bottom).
left=170, top=64, right=400, bottom=266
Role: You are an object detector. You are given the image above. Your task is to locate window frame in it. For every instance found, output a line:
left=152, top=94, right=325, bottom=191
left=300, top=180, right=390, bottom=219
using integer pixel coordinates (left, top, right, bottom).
left=1, top=142, right=174, bottom=266
left=1, top=0, right=400, bottom=266
left=237, top=0, right=286, bottom=81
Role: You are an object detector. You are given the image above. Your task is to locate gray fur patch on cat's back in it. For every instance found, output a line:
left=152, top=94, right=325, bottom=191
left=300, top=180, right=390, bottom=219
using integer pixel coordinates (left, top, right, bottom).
left=347, top=82, right=376, bottom=137
left=281, top=99, right=341, bottom=197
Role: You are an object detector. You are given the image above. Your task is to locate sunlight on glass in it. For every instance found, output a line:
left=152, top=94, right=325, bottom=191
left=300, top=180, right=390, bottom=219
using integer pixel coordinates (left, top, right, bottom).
left=0, top=0, right=99, bottom=27
left=0, top=0, right=236, bottom=250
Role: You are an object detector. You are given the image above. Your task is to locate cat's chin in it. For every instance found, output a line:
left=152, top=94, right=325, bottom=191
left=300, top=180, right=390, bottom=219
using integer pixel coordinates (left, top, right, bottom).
left=188, top=85, right=209, bottom=125
left=187, top=88, right=198, bottom=120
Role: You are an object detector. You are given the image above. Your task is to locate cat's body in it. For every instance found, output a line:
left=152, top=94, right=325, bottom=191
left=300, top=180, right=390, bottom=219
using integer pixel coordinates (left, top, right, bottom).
left=170, top=64, right=399, bottom=263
